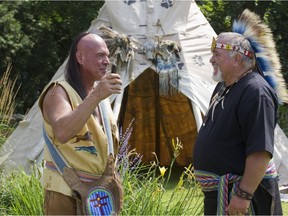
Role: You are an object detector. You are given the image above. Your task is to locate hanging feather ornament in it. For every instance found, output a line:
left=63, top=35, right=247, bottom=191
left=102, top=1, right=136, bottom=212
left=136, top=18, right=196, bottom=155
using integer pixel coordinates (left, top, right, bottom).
left=154, top=38, right=181, bottom=96
left=232, top=9, right=288, bottom=103
left=98, top=25, right=137, bottom=81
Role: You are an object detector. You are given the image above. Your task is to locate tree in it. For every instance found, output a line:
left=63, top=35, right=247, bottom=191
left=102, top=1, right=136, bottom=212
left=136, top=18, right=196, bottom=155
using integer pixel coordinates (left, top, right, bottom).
left=197, top=0, right=288, bottom=135
left=0, top=1, right=104, bottom=113
left=197, top=0, right=288, bottom=83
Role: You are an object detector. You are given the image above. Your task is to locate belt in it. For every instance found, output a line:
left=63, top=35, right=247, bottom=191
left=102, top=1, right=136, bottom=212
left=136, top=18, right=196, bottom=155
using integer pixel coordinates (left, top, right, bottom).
left=194, top=160, right=277, bottom=215
left=195, top=170, right=243, bottom=215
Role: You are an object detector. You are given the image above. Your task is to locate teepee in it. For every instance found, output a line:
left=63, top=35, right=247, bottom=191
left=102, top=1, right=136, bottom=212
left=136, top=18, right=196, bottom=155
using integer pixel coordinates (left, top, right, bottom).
left=1, top=0, right=288, bottom=188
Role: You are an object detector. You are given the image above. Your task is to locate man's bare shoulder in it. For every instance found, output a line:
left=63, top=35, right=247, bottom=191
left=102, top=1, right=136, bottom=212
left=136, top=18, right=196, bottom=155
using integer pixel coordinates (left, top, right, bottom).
left=43, top=83, right=70, bottom=106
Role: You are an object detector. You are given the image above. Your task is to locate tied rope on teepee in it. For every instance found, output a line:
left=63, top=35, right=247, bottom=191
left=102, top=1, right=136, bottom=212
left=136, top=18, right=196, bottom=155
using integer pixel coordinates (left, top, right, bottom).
left=232, top=9, right=288, bottom=103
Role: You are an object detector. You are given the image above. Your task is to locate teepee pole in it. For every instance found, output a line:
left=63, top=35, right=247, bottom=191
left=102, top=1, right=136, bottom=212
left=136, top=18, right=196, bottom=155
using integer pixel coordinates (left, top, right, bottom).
left=154, top=71, right=161, bottom=161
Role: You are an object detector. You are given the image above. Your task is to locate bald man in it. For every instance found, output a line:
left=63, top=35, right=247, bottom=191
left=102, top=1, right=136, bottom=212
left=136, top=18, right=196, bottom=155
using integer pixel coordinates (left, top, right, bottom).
left=39, top=32, right=122, bottom=215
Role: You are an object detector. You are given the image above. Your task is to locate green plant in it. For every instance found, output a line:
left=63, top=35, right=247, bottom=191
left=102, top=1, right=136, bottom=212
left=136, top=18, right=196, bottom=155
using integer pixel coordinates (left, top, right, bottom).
left=118, top=157, right=204, bottom=215
left=278, top=104, right=288, bottom=136
left=117, top=126, right=204, bottom=215
left=0, top=167, right=44, bottom=215
left=0, top=63, right=19, bottom=148
left=0, top=63, right=20, bottom=123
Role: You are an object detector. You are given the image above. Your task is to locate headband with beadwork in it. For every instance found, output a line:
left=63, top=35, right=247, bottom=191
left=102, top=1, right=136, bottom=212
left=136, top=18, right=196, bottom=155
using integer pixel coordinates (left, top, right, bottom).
left=211, top=37, right=253, bottom=58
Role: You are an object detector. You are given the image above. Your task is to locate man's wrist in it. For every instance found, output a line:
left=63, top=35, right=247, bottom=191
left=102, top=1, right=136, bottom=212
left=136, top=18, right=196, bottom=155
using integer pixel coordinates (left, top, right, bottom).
left=236, top=187, right=254, bottom=200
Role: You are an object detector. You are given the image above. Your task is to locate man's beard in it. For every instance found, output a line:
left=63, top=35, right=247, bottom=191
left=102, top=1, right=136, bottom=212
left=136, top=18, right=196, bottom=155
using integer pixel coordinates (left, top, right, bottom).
left=212, top=66, right=224, bottom=82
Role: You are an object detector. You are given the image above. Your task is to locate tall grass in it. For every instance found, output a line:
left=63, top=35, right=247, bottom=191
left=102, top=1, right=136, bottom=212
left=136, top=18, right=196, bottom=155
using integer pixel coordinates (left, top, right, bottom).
left=0, top=63, right=39, bottom=215
left=0, top=167, right=44, bottom=215
left=0, top=62, right=20, bottom=122
left=0, top=63, right=20, bottom=149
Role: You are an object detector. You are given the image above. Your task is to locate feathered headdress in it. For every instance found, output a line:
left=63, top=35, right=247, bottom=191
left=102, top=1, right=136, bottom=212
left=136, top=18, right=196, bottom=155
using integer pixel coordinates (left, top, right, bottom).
left=232, top=9, right=288, bottom=103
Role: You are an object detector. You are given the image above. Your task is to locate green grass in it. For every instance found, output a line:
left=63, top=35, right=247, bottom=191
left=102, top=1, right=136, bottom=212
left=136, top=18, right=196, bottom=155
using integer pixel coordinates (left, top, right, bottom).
left=0, top=164, right=204, bottom=215
left=0, top=168, right=44, bottom=215
left=1, top=165, right=288, bottom=215
left=282, top=201, right=288, bottom=214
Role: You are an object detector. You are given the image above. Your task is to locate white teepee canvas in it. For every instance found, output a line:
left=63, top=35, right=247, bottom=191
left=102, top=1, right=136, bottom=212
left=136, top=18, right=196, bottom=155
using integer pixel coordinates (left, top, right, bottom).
left=1, top=0, right=288, bottom=188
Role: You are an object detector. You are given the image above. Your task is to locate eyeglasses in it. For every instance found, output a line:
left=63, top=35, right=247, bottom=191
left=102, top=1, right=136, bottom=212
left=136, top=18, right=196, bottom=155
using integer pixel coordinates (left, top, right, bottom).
left=211, top=37, right=253, bottom=58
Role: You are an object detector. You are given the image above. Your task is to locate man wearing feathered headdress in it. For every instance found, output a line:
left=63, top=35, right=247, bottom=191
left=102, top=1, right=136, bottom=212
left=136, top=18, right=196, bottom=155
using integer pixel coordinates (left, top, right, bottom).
left=193, top=9, right=286, bottom=215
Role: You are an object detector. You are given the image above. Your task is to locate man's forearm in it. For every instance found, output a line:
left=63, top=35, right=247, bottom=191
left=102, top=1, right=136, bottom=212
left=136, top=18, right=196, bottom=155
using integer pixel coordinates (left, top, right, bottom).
left=239, top=151, right=271, bottom=194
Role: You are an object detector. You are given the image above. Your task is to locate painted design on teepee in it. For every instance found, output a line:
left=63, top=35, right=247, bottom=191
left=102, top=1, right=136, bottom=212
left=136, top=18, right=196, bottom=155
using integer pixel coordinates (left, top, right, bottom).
left=161, top=0, right=173, bottom=8
left=192, top=55, right=205, bottom=66
left=123, top=0, right=136, bottom=6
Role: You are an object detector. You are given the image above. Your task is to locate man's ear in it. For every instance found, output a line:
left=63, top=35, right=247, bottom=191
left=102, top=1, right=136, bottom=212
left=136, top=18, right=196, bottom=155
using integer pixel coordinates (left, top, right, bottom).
left=76, top=50, right=84, bottom=65
left=233, top=53, right=242, bottom=66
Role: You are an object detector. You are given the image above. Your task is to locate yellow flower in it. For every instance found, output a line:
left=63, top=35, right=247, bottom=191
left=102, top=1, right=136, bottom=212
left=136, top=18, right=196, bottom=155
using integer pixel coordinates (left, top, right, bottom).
left=159, top=166, right=167, bottom=177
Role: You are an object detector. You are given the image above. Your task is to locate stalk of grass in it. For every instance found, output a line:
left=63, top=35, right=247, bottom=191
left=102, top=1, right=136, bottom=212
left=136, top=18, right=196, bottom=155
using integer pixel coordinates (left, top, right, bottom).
left=0, top=123, right=14, bottom=147
left=164, top=137, right=183, bottom=188
left=0, top=62, right=20, bottom=124
left=11, top=171, right=44, bottom=215
left=163, top=164, right=204, bottom=215
left=0, top=63, right=20, bottom=149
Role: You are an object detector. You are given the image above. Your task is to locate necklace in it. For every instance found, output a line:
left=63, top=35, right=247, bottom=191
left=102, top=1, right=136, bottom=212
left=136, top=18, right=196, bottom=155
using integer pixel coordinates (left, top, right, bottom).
left=202, top=69, right=252, bottom=126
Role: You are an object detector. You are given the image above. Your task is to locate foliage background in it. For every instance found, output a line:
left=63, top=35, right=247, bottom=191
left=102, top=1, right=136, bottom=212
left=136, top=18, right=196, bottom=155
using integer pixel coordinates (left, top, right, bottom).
left=197, top=0, right=288, bottom=134
left=0, top=1, right=104, bottom=113
left=0, top=0, right=287, bottom=134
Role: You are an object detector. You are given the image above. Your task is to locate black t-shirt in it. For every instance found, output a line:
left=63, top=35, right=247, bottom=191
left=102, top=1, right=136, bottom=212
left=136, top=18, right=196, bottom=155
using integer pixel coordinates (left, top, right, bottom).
left=193, top=72, right=278, bottom=176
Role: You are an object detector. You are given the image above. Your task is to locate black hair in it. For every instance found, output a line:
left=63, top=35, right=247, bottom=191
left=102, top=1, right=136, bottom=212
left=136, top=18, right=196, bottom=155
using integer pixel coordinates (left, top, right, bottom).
left=65, top=31, right=90, bottom=100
